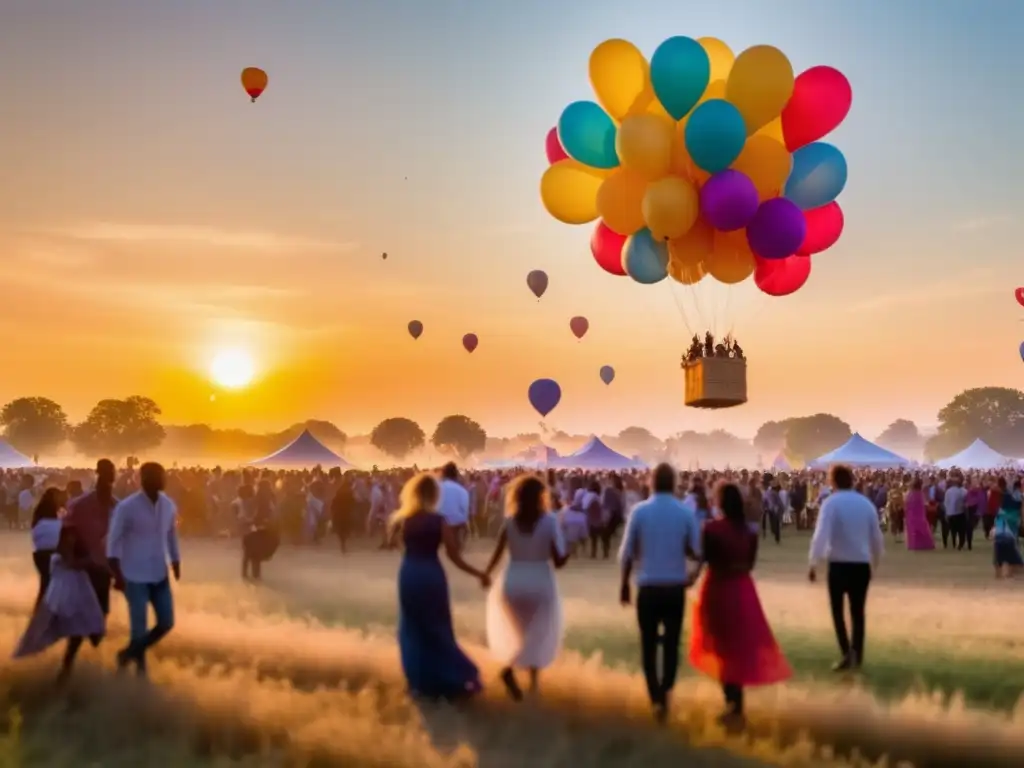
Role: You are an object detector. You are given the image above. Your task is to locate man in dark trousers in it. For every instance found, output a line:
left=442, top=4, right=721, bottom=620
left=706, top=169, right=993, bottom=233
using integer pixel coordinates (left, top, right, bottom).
left=808, top=463, right=884, bottom=671
left=618, top=463, right=701, bottom=722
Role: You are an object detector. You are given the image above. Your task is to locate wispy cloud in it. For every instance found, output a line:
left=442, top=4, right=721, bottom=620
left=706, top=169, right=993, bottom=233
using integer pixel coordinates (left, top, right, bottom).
left=844, top=268, right=1003, bottom=314
left=952, top=214, right=1012, bottom=233
left=58, top=222, right=357, bottom=253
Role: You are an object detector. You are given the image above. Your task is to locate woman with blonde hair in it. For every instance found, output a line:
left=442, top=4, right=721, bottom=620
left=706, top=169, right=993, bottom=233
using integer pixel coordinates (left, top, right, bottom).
left=392, top=472, right=489, bottom=700
left=483, top=473, right=568, bottom=700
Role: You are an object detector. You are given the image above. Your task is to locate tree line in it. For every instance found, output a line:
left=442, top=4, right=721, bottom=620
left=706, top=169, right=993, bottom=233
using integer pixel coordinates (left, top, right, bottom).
left=1, top=386, right=1021, bottom=464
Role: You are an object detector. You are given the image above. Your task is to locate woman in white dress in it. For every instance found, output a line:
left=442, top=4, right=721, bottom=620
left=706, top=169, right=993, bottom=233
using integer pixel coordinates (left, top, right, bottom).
left=483, top=474, right=569, bottom=700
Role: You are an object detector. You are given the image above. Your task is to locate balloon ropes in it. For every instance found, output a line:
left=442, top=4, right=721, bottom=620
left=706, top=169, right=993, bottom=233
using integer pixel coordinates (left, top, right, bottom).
left=540, top=36, right=852, bottom=406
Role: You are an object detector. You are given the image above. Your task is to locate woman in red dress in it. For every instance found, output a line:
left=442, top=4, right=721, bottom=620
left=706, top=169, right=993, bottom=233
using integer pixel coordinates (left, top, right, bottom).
left=689, top=481, right=791, bottom=729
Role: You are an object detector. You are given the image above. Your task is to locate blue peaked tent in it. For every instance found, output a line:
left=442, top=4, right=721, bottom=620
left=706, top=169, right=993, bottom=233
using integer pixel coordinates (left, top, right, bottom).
left=807, top=433, right=910, bottom=469
left=0, top=439, right=33, bottom=469
left=555, top=436, right=643, bottom=470
left=249, top=429, right=354, bottom=469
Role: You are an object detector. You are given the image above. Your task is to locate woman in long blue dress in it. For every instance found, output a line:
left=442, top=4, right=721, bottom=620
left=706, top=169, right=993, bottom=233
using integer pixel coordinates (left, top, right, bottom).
left=392, top=473, right=489, bottom=700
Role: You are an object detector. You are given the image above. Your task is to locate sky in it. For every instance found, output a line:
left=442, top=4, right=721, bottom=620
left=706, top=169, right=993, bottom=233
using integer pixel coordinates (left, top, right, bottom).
left=1, top=0, right=1022, bottom=441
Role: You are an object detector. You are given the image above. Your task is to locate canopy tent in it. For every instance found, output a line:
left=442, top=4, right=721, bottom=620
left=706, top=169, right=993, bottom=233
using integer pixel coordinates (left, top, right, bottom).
left=249, top=429, right=353, bottom=469
left=771, top=453, right=792, bottom=471
left=807, top=433, right=911, bottom=469
left=555, top=436, right=643, bottom=470
left=935, top=439, right=1019, bottom=470
left=0, top=440, right=34, bottom=469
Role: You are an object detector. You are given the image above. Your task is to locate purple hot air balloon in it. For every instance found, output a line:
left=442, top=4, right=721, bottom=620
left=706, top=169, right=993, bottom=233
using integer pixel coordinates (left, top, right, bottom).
left=526, top=269, right=549, bottom=299
left=528, top=378, right=562, bottom=417
left=599, top=365, right=615, bottom=385
left=462, top=333, right=478, bottom=353
left=569, top=315, right=589, bottom=339
left=407, top=320, right=423, bottom=339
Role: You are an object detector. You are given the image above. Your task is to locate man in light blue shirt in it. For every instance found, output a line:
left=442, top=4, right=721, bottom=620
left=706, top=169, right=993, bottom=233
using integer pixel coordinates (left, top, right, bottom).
left=107, top=462, right=181, bottom=676
left=618, top=463, right=702, bottom=722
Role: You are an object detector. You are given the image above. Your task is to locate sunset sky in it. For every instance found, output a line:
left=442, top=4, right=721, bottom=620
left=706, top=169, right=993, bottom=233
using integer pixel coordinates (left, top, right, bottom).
left=2, top=0, right=1021, bottom=441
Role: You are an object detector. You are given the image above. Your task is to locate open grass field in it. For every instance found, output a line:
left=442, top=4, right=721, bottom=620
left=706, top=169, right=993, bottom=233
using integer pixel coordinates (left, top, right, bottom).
left=0, top=530, right=1021, bottom=767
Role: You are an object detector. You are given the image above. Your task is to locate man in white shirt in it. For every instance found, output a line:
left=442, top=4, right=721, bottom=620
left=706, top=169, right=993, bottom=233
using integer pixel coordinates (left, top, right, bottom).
left=619, top=463, right=702, bottom=722
left=438, top=462, right=470, bottom=550
left=942, top=474, right=967, bottom=550
left=17, top=475, right=36, bottom=530
left=808, top=464, right=884, bottom=672
left=107, top=462, right=181, bottom=677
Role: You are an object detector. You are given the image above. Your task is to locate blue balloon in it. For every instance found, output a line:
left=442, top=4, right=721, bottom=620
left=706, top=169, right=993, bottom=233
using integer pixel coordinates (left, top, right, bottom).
left=528, top=378, right=562, bottom=418
left=650, top=37, right=710, bottom=121
left=784, top=142, right=848, bottom=211
left=622, top=228, right=669, bottom=284
left=557, top=101, right=619, bottom=169
left=599, top=365, right=615, bottom=385
left=684, top=100, right=747, bottom=174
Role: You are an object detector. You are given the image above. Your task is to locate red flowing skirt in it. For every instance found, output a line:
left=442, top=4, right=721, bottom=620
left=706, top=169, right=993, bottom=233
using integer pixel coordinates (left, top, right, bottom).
left=689, top=572, right=792, bottom=686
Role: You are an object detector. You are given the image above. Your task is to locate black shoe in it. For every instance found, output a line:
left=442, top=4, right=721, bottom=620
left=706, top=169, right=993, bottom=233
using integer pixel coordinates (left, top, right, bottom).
left=115, top=648, right=131, bottom=672
left=500, top=668, right=523, bottom=702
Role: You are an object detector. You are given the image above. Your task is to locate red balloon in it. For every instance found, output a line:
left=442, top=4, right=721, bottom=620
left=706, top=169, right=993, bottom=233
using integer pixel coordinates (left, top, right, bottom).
left=462, top=333, right=478, bottom=353
left=545, top=127, right=569, bottom=164
left=569, top=315, right=589, bottom=339
left=1016, top=287, right=1024, bottom=307
left=798, top=202, right=844, bottom=255
left=754, top=255, right=811, bottom=297
left=781, top=66, right=853, bottom=152
left=590, top=221, right=628, bottom=276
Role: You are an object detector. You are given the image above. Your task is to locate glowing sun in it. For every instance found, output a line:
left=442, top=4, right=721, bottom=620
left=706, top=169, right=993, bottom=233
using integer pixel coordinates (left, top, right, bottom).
left=209, top=348, right=256, bottom=389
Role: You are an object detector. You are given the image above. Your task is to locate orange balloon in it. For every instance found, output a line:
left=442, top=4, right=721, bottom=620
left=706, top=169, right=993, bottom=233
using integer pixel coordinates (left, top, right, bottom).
left=670, top=127, right=711, bottom=185
left=668, top=219, right=714, bottom=285
left=708, top=230, right=755, bottom=284
left=596, top=168, right=648, bottom=235
left=241, top=67, right=268, bottom=102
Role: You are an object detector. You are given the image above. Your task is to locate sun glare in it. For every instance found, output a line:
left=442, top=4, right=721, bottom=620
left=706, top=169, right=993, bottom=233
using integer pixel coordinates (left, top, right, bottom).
left=210, top=348, right=256, bottom=389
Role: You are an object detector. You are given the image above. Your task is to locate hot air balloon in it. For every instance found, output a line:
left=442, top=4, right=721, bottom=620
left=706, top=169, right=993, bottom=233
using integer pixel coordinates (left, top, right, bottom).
left=528, top=378, right=562, bottom=417
left=463, top=333, right=479, bottom=353
left=1020, top=341, right=1024, bottom=362
left=1015, top=287, right=1024, bottom=308
left=382, top=252, right=388, bottom=260
left=600, top=365, right=615, bottom=385
left=569, top=316, right=589, bottom=339
left=526, top=269, right=549, bottom=299
left=241, top=67, right=268, bottom=102
left=408, top=320, right=423, bottom=339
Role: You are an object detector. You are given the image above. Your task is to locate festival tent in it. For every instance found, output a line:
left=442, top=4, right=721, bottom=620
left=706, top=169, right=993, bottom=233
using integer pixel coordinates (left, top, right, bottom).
left=0, top=440, right=33, bottom=469
left=555, top=436, right=644, bottom=470
left=772, top=453, right=792, bottom=471
left=934, top=439, right=1018, bottom=470
left=248, top=429, right=354, bottom=469
left=807, top=433, right=911, bottom=469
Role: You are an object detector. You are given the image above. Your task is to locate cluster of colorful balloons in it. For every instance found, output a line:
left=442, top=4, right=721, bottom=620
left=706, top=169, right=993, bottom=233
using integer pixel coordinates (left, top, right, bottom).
left=541, top=36, right=852, bottom=297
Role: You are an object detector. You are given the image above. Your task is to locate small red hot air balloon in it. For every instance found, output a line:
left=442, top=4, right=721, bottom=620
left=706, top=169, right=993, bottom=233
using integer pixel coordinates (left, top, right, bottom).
left=241, top=67, right=268, bottom=102
left=462, top=333, right=478, bottom=353
left=569, top=316, right=589, bottom=340
left=1015, top=287, right=1024, bottom=308
left=408, top=320, right=423, bottom=339
left=526, top=269, right=548, bottom=299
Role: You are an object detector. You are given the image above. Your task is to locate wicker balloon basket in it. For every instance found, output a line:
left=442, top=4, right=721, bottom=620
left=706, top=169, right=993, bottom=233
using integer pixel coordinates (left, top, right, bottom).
left=682, top=357, right=748, bottom=408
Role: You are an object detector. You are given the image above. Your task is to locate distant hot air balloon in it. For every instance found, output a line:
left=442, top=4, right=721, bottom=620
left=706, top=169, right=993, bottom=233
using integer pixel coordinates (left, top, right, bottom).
left=408, top=320, right=423, bottom=339
left=463, top=333, right=479, bottom=353
left=1020, top=341, right=1024, bottom=362
left=241, top=67, right=268, bottom=102
left=599, top=365, right=615, bottom=385
left=526, top=270, right=549, bottom=300
left=382, top=252, right=388, bottom=260
left=569, top=316, right=589, bottom=340
left=1016, top=287, right=1024, bottom=307
left=528, top=378, right=562, bottom=417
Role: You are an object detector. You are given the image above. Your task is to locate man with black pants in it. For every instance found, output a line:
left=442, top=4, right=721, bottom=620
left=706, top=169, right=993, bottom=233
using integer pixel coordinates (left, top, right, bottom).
left=808, top=463, right=884, bottom=672
left=619, top=463, right=701, bottom=722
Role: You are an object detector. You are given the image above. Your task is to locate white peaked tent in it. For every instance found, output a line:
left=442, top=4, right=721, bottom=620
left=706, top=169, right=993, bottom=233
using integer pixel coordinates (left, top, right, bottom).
left=0, top=440, right=34, bottom=469
left=935, top=439, right=1018, bottom=470
left=808, top=433, right=911, bottom=469
left=249, top=429, right=354, bottom=469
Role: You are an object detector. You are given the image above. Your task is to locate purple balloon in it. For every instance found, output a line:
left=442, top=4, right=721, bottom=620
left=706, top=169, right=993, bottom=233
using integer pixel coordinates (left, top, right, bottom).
left=746, top=198, right=808, bottom=260
left=700, top=170, right=759, bottom=232
left=528, top=378, right=562, bottom=417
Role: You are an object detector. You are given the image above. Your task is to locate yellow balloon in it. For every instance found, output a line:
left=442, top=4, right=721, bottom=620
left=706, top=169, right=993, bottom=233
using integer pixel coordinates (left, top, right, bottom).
left=589, top=39, right=654, bottom=122
left=540, top=159, right=607, bottom=225
left=697, top=38, right=735, bottom=83
left=596, top=168, right=648, bottom=235
left=668, top=219, right=714, bottom=284
left=616, top=114, right=674, bottom=178
left=731, top=135, right=792, bottom=200
left=708, top=230, right=756, bottom=284
left=642, top=177, right=699, bottom=241
left=757, top=117, right=785, bottom=143
left=726, top=45, right=795, bottom=135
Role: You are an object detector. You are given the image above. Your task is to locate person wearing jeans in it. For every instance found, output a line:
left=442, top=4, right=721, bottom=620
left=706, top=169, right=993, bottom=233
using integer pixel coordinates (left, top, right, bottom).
left=107, top=462, right=181, bottom=676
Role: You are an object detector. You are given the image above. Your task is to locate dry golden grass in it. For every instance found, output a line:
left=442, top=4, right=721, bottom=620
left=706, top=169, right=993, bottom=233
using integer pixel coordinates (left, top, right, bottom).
left=0, top=534, right=1021, bottom=767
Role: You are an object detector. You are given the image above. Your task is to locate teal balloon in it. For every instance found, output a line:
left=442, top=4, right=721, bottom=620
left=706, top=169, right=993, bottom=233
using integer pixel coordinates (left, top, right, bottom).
left=557, top=101, right=619, bottom=170
left=650, top=37, right=710, bottom=120
left=784, top=142, right=848, bottom=210
left=684, top=99, right=747, bottom=174
left=622, top=228, right=669, bottom=285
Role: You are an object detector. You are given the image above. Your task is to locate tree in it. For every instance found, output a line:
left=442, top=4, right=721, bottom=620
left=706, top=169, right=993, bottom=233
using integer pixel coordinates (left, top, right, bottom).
left=615, top=426, right=663, bottom=460
left=371, top=417, right=426, bottom=459
left=876, top=419, right=924, bottom=456
left=925, top=387, right=1024, bottom=460
left=72, top=396, right=166, bottom=458
left=783, top=413, right=852, bottom=462
left=753, top=420, right=788, bottom=455
left=431, top=415, right=487, bottom=460
left=0, top=397, right=68, bottom=457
